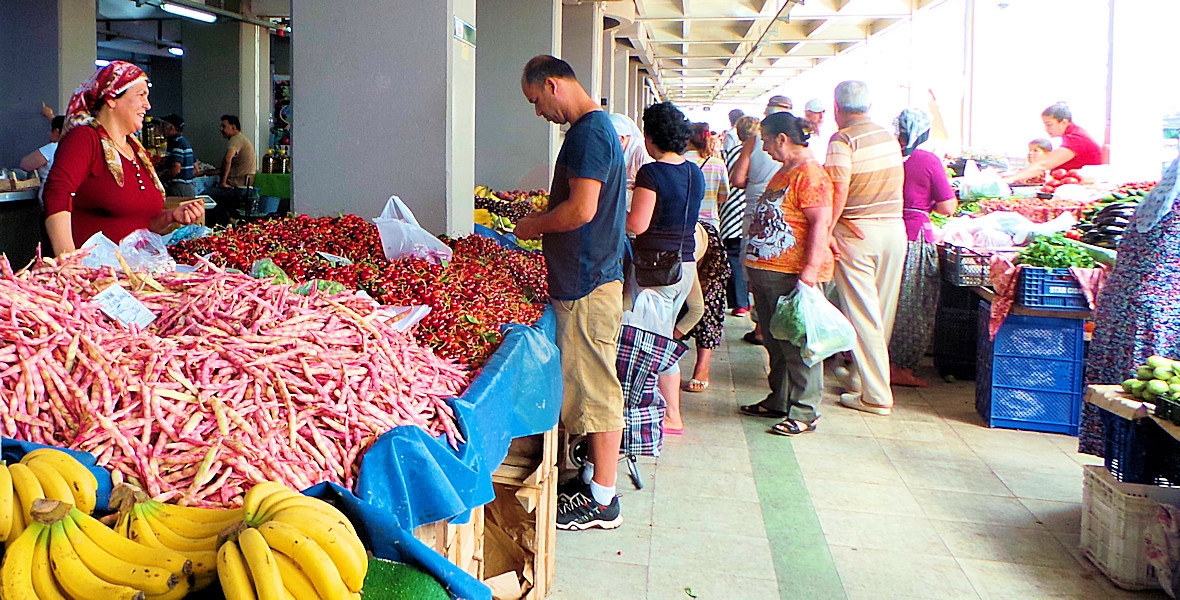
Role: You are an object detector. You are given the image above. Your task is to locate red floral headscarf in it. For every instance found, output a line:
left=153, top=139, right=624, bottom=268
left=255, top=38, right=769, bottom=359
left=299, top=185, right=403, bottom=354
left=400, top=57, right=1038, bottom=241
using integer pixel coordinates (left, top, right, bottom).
left=64, top=61, right=163, bottom=194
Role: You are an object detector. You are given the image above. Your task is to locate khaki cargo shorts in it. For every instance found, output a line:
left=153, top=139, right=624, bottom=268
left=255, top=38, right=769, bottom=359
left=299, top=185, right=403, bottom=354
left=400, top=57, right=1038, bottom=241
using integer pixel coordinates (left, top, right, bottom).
left=551, top=280, right=625, bottom=435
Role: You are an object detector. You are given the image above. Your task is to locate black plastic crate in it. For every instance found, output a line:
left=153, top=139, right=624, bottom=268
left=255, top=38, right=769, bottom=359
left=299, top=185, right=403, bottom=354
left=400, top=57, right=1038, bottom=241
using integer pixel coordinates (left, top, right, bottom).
left=934, top=298, right=979, bottom=380
left=941, top=244, right=992, bottom=287
left=1099, top=407, right=1152, bottom=484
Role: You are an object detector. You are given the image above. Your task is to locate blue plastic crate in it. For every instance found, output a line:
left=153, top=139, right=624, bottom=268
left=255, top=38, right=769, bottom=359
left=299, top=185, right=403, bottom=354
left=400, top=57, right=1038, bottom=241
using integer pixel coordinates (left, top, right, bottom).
left=976, top=301, right=1086, bottom=435
left=1018, top=267, right=1088, bottom=311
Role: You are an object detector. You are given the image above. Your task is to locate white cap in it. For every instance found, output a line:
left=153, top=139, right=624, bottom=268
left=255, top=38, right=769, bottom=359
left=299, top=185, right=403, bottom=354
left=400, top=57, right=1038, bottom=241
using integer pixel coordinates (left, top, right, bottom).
left=805, top=98, right=826, bottom=113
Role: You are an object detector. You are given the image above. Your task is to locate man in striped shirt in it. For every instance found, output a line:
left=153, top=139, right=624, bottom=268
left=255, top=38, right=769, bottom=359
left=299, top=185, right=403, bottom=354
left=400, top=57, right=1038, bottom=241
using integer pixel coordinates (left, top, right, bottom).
left=825, top=81, right=907, bottom=416
left=159, top=114, right=196, bottom=197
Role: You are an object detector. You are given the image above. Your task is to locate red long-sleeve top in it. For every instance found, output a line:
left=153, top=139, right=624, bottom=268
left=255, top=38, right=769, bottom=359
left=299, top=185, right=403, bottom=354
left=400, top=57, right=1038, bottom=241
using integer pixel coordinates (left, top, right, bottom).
left=43, top=126, right=164, bottom=248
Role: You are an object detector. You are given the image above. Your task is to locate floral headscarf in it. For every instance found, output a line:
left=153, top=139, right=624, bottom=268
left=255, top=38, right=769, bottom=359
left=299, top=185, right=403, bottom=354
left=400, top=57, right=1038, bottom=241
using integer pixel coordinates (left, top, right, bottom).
left=64, top=61, right=163, bottom=193
left=894, top=108, right=932, bottom=158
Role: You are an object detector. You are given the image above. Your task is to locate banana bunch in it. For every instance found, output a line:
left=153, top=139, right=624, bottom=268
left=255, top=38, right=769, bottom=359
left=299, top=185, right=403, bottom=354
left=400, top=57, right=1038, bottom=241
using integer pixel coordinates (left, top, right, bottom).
left=1, top=449, right=99, bottom=547
left=1, top=499, right=193, bottom=600
left=474, top=185, right=493, bottom=199
left=112, top=485, right=244, bottom=593
left=218, top=481, right=367, bottom=599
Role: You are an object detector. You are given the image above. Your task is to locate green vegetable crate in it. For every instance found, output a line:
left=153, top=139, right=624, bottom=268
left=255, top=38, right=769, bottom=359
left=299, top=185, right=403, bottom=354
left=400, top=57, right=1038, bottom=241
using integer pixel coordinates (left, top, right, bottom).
left=1017, top=267, right=1088, bottom=311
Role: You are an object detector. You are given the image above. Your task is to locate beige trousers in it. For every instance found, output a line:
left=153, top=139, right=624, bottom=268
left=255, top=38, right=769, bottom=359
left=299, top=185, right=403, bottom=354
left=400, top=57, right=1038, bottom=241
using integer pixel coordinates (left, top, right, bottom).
left=833, top=219, right=908, bottom=408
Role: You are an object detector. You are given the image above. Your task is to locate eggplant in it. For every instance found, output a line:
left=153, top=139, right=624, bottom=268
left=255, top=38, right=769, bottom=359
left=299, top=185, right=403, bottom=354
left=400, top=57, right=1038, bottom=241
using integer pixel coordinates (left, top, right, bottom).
left=1095, top=215, right=1132, bottom=228
left=1075, top=222, right=1097, bottom=233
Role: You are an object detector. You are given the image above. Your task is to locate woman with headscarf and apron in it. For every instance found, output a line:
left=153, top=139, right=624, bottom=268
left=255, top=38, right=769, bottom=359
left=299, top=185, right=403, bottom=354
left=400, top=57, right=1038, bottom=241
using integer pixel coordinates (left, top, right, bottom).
left=43, top=61, right=204, bottom=256
left=888, top=109, right=957, bottom=388
left=1078, top=156, right=1180, bottom=456
left=609, top=113, right=652, bottom=209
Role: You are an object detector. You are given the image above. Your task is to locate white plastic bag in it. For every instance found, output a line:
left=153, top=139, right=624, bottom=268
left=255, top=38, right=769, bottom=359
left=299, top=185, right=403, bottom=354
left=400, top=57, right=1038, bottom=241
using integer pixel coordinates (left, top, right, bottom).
left=80, top=229, right=175, bottom=273
left=959, top=165, right=1011, bottom=200
left=373, top=195, right=453, bottom=263
left=770, top=282, right=856, bottom=367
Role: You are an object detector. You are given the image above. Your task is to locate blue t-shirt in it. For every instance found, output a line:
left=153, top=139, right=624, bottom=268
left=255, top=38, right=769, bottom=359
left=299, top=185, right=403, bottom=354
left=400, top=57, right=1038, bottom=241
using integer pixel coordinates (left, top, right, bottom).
left=633, top=160, right=704, bottom=260
left=543, top=110, right=627, bottom=301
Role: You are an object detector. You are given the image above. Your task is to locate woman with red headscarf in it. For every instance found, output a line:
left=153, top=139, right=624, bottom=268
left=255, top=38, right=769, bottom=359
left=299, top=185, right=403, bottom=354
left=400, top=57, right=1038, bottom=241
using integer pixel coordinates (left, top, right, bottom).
left=43, top=61, right=204, bottom=256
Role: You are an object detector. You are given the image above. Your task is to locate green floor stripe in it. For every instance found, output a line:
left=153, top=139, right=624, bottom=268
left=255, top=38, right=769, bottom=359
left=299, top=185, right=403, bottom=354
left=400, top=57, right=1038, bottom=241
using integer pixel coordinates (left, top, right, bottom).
left=743, top=416, right=847, bottom=600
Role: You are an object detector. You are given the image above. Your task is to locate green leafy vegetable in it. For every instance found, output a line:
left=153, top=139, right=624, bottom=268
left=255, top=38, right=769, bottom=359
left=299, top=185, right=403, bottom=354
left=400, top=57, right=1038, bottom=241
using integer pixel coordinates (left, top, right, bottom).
left=1016, top=234, right=1096, bottom=268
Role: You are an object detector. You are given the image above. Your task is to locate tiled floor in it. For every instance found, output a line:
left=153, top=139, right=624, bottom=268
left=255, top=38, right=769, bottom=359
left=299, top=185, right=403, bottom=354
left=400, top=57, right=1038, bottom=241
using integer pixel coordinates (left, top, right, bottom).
left=547, top=317, right=1171, bottom=599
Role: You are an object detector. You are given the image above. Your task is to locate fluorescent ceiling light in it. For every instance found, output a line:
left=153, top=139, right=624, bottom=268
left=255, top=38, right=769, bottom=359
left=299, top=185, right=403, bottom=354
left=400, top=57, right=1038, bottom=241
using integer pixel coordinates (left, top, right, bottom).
left=160, top=2, right=217, bottom=23
left=95, top=59, right=111, bottom=67
left=168, top=46, right=185, bottom=56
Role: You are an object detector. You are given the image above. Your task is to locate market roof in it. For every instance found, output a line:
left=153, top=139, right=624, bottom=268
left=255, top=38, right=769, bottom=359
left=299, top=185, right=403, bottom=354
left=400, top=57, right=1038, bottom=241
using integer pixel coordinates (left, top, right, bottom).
left=621, top=0, right=946, bottom=106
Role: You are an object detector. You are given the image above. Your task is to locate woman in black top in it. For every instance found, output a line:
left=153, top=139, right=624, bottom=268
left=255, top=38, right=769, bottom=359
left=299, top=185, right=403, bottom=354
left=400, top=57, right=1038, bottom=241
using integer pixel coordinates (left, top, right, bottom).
left=625, top=101, right=704, bottom=434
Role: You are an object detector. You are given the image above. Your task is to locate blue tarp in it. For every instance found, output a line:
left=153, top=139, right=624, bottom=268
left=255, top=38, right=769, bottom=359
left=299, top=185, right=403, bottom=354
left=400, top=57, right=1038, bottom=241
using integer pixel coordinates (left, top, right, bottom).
left=354, top=306, right=562, bottom=530
left=1, top=439, right=115, bottom=512
left=472, top=224, right=526, bottom=251
left=305, top=482, right=491, bottom=600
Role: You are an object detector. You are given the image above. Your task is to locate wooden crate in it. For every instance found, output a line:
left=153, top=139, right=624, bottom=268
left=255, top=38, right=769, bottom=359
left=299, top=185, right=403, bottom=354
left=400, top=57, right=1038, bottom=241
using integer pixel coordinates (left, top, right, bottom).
left=412, top=505, right=485, bottom=579
left=483, top=427, right=558, bottom=600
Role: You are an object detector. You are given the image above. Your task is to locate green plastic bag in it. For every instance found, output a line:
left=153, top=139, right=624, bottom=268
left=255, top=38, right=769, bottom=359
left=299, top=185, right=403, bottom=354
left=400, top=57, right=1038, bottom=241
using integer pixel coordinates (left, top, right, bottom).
left=293, top=279, right=347, bottom=296
left=249, top=258, right=292, bottom=285
left=770, top=282, right=856, bottom=366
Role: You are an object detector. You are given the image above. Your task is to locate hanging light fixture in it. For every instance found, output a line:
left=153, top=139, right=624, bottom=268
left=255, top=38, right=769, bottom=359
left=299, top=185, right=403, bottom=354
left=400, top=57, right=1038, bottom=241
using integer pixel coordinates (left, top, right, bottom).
left=168, top=46, right=185, bottom=56
left=159, top=2, right=217, bottom=23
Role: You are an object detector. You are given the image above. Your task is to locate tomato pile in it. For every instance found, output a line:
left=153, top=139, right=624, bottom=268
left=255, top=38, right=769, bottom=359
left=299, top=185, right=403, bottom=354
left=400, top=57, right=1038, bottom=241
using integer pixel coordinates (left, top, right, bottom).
left=169, top=215, right=548, bottom=365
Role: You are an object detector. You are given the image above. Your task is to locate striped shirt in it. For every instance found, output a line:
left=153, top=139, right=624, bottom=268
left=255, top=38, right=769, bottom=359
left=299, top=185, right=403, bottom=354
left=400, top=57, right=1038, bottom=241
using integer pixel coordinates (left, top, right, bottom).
left=825, top=118, right=904, bottom=219
left=719, top=147, right=747, bottom=240
left=685, top=150, right=728, bottom=229
left=162, top=134, right=196, bottom=184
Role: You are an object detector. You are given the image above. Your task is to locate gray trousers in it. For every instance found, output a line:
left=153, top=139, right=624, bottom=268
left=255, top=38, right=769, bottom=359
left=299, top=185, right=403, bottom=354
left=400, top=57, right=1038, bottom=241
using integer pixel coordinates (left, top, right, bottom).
left=747, top=268, right=824, bottom=422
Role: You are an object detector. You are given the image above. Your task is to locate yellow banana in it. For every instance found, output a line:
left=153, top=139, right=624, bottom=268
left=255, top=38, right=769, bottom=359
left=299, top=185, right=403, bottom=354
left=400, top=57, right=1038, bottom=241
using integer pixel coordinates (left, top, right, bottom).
left=217, top=540, right=258, bottom=600
left=273, top=552, right=319, bottom=600
left=62, top=513, right=179, bottom=595
left=270, top=505, right=367, bottom=592
left=1, top=520, right=44, bottom=600
left=23, top=459, right=74, bottom=506
left=261, top=494, right=356, bottom=535
left=8, top=463, right=45, bottom=525
left=47, top=520, right=146, bottom=600
left=144, top=574, right=191, bottom=600
left=137, top=503, right=219, bottom=553
left=239, top=527, right=284, bottom=599
left=125, top=509, right=218, bottom=586
left=30, top=525, right=70, bottom=600
left=256, top=520, right=350, bottom=599
left=140, top=500, right=241, bottom=539
left=22, top=449, right=98, bottom=514
left=8, top=485, right=27, bottom=548
left=0, top=464, right=14, bottom=542
left=149, top=500, right=244, bottom=528
left=69, top=507, right=192, bottom=576
left=243, top=481, right=296, bottom=525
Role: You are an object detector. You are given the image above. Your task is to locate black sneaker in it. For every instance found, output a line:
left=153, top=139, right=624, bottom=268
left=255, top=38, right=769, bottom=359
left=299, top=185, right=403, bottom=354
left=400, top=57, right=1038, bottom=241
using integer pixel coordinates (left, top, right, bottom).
left=557, top=477, right=589, bottom=504
left=556, top=491, right=622, bottom=531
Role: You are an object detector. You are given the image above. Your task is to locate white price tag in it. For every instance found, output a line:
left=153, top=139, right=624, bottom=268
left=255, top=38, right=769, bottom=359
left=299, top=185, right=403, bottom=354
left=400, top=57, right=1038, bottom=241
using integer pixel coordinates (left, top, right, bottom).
left=316, top=252, right=353, bottom=266
left=93, top=285, right=156, bottom=329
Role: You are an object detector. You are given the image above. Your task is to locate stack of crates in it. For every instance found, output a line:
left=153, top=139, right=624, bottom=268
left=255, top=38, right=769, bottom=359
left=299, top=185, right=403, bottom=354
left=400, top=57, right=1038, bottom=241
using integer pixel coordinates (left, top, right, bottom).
left=932, top=282, right=981, bottom=380
left=975, top=301, right=1086, bottom=435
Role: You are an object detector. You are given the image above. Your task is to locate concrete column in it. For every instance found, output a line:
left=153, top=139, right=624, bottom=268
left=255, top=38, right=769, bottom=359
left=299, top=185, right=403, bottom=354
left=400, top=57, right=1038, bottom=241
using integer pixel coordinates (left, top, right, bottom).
left=0, top=0, right=95, bottom=167
left=292, top=0, right=476, bottom=236
left=612, top=45, right=630, bottom=117
left=1106, top=0, right=1176, bottom=180
left=561, top=2, right=603, bottom=101
left=238, top=22, right=270, bottom=161
left=475, top=0, right=562, bottom=191
left=601, top=30, right=615, bottom=111
left=627, top=61, right=642, bottom=119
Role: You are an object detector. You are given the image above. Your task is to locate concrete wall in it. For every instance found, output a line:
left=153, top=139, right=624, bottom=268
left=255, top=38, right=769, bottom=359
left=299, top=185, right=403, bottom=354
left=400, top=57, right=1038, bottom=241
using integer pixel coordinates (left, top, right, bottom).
left=147, top=57, right=184, bottom=119
left=292, top=0, right=474, bottom=234
left=182, top=21, right=243, bottom=165
left=0, top=0, right=94, bottom=168
left=474, top=0, right=562, bottom=191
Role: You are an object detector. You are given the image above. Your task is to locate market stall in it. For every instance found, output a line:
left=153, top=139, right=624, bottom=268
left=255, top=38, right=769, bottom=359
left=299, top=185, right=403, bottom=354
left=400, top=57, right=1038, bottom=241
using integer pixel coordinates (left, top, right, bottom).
left=0, top=198, right=566, bottom=599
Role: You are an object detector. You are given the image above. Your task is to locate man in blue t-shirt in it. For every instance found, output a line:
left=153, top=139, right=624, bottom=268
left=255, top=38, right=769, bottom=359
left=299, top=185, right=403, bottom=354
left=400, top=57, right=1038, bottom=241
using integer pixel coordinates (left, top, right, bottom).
left=158, top=113, right=196, bottom=197
left=514, top=55, right=627, bottom=532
